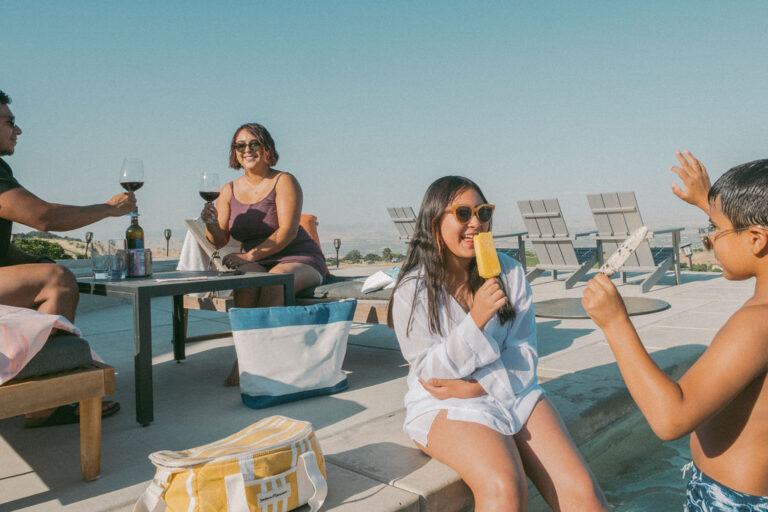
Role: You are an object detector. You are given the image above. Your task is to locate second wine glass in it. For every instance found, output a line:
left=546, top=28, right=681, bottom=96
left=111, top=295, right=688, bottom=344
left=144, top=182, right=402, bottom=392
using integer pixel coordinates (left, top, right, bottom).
left=199, top=172, right=220, bottom=203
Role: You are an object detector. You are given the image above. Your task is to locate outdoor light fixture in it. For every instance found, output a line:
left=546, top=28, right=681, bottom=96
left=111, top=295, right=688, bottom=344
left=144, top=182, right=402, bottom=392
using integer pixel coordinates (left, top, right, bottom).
left=681, top=243, right=693, bottom=269
left=333, top=238, right=341, bottom=269
left=85, top=231, right=93, bottom=258
left=164, top=229, right=172, bottom=256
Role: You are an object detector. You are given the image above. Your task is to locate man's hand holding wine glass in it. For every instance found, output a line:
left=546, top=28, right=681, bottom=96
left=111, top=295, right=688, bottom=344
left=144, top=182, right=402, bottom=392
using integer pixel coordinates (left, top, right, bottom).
left=106, top=191, right=137, bottom=216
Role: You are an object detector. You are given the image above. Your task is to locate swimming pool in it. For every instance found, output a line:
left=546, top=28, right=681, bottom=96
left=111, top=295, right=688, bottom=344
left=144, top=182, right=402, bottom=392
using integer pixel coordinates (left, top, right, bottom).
left=529, top=409, right=691, bottom=511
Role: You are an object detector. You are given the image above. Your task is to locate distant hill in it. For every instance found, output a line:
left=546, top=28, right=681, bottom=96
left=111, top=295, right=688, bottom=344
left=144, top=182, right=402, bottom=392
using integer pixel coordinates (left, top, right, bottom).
left=13, top=230, right=84, bottom=241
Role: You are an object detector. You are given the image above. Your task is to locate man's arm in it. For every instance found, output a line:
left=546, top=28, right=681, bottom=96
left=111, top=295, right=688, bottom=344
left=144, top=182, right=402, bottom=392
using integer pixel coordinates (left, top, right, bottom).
left=0, top=187, right=135, bottom=232
left=583, top=274, right=768, bottom=440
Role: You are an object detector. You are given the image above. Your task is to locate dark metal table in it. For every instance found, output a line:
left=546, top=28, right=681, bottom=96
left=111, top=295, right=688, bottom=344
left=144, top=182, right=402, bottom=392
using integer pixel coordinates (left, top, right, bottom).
left=534, top=297, right=670, bottom=319
left=77, top=270, right=295, bottom=426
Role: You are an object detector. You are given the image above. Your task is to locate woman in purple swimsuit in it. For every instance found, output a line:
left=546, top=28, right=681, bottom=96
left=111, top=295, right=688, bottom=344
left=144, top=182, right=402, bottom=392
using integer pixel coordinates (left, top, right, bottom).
left=201, top=123, right=326, bottom=385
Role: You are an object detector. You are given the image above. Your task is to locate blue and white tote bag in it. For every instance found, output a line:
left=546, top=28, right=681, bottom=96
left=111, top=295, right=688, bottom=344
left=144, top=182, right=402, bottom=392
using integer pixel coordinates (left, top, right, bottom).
left=229, top=299, right=356, bottom=409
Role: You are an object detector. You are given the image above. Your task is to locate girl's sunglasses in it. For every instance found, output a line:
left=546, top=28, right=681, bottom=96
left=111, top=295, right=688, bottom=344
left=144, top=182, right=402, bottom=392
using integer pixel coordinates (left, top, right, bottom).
left=446, top=203, right=495, bottom=224
left=232, top=141, right=261, bottom=154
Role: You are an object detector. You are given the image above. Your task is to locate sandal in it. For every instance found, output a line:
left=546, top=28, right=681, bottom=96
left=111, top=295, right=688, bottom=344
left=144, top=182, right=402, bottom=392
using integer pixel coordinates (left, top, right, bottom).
left=24, top=400, right=120, bottom=428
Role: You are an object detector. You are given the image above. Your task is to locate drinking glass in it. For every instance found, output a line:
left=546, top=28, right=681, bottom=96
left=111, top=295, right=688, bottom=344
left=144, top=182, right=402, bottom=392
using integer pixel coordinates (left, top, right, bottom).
left=91, top=243, right=110, bottom=280
left=108, top=239, right=127, bottom=280
left=199, top=172, right=220, bottom=203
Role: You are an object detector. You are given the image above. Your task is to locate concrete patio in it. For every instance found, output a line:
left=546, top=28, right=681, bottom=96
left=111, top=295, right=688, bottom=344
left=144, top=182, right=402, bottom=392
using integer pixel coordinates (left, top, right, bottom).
left=0, top=264, right=752, bottom=511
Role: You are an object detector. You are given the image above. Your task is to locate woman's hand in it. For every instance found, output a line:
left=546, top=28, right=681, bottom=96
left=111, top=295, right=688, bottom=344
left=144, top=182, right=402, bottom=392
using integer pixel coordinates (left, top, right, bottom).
left=106, top=191, right=136, bottom=216
left=670, top=150, right=711, bottom=213
left=222, top=252, right=253, bottom=269
left=582, top=273, right=629, bottom=330
left=419, top=378, right=487, bottom=400
left=470, top=278, right=507, bottom=330
left=201, top=201, right=218, bottom=225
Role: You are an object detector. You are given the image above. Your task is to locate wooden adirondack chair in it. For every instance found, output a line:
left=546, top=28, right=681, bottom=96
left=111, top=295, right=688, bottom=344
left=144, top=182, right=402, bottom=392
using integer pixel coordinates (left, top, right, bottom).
left=587, top=191, right=683, bottom=292
left=387, top=207, right=418, bottom=241
left=517, top=198, right=597, bottom=288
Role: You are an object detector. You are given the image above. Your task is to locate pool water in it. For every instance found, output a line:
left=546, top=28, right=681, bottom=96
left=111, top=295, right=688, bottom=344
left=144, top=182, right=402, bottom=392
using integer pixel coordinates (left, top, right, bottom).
left=527, top=409, right=692, bottom=511
left=584, top=410, right=691, bottom=511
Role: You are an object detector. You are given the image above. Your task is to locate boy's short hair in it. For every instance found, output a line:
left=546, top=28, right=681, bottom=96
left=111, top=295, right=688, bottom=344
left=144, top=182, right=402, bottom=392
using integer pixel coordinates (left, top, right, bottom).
left=0, top=91, right=10, bottom=105
left=709, top=159, right=768, bottom=228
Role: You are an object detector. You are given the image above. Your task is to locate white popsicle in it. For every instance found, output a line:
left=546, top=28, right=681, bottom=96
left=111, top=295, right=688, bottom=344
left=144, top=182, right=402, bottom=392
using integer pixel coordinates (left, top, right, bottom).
left=599, top=226, right=649, bottom=276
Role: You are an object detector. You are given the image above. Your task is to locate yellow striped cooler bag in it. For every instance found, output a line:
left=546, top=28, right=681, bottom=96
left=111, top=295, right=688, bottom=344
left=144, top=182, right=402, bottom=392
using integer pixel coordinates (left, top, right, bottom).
left=133, top=416, right=328, bottom=512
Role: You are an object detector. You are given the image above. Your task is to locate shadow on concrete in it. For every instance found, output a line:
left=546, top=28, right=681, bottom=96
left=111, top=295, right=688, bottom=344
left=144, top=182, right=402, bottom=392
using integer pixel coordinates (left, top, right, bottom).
left=541, top=344, right=706, bottom=445
left=330, top=441, right=429, bottom=485
left=536, top=320, right=592, bottom=357
left=0, top=344, right=371, bottom=510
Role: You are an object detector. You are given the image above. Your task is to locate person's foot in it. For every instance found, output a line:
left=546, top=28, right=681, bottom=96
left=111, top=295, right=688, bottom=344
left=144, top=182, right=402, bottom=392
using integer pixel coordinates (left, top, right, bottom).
left=24, top=401, right=120, bottom=428
left=224, top=360, right=239, bottom=387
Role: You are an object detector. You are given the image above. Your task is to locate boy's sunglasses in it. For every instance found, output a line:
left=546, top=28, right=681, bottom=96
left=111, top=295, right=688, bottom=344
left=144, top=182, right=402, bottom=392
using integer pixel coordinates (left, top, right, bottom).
left=698, top=224, right=768, bottom=251
left=446, top=204, right=495, bottom=224
left=232, top=141, right=261, bottom=154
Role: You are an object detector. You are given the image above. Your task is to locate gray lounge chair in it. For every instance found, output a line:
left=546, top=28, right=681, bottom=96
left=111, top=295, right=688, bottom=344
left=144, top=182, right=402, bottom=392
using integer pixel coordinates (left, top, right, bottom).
left=517, top=198, right=597, bottom=288
left=387, top=207, right=418, bottom=241
left=387, top=207, right=528, bottom=271
left=587, top=191, right=683, bottom=292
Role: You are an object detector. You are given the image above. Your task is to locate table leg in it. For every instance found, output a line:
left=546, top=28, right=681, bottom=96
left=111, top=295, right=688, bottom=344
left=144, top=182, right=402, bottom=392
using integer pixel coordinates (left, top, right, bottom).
left=283, top=277, right=295, bottom=306
left=133, top=295, right=154, bottom=426
left=172, top=295, right=186, bottom=361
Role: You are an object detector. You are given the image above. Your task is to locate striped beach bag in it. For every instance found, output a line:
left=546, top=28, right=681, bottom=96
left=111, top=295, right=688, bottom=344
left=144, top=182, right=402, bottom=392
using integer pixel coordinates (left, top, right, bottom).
left=133, top=416, right=327, bottom=512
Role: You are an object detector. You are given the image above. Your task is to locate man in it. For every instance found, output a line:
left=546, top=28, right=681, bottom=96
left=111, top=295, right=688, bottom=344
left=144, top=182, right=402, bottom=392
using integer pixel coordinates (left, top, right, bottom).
left=0, top=90, right=135, bottom=319
left=0, top=90, right=135, bottom=427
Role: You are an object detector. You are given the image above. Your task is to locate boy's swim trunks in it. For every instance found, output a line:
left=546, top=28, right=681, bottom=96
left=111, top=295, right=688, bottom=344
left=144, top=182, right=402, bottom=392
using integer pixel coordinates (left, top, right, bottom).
left=685, top=462, right=768, bottom=511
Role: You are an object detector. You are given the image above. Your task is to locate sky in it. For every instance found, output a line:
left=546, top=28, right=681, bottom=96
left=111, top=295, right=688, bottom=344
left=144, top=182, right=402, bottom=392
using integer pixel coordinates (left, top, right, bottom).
left=3, top=1, right=768, bottom=255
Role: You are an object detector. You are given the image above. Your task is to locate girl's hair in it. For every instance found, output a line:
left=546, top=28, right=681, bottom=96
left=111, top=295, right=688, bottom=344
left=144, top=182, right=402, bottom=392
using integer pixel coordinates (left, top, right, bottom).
left=229, top=123, right=279, bottom=169
left=387, top=176, right=515, bottom=335
left=708, top=159, right=768, bottom=228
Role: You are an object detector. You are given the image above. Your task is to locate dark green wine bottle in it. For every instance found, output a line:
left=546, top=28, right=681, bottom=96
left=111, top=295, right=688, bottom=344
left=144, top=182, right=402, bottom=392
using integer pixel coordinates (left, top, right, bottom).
left=126, top=212, right=144, bottom=250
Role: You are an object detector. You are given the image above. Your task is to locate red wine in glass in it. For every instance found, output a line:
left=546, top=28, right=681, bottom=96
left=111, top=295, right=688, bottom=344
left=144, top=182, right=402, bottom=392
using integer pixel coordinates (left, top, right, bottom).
left=199, top=172, right=220, bottom=203
left=121, top=181, right=144, bottom=192
left=199, top=190, right=220, bottom=202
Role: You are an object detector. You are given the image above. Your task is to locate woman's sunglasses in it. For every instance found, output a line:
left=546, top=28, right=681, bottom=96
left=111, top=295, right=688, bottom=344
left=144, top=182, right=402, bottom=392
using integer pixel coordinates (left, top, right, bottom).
left=446, top=203, right=495, bottom=224
left=698, top=224, right=768, bottom=251
left=233, top=141, right=261, bottom=154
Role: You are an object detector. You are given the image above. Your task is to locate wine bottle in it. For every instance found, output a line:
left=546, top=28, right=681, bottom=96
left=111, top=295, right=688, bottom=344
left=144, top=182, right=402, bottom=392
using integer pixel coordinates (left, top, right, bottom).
left=126, top=212, right=145, bottom=250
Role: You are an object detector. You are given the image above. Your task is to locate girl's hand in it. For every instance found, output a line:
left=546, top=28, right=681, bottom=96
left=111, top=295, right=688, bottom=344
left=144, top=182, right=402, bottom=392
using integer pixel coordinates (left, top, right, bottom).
left=419, top=378, right=487, bottom=400
left=582, top=273, right=629, bottom=330
left=670, top=150, right=711, bottom=213
left=222, top=252, right=253, bottom=269
left=201, top=201, right=218, bottom=225
left=470, top=278, right=507, bottom=330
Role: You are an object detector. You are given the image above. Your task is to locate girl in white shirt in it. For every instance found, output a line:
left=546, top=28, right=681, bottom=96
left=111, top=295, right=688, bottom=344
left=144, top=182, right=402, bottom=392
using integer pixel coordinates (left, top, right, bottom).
left=388, top=176, right=607, bottom=511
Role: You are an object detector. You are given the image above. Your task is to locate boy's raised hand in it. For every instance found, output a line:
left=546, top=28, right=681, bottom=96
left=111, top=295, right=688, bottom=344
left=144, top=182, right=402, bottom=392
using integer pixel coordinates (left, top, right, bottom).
left=582, top=273, right=629, bottom=330
left=670, top=150, right=711, bottom=213
left=470, top=278, right=506, bottom=330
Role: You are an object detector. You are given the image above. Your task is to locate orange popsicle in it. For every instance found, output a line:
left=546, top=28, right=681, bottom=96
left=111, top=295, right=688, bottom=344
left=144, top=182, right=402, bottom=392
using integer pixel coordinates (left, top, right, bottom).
left=473, top=232, right=501, bottom=278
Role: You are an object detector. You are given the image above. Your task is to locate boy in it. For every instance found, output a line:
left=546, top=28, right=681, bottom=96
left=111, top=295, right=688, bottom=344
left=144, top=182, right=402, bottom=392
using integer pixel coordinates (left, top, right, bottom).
left=582, top=151, right=768, bottom=509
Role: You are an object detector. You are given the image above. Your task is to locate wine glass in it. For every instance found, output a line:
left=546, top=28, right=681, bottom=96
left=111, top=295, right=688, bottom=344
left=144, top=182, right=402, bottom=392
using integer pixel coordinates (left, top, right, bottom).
left=120, top=158, right=144, bottom=214
left=199, top=172, right=220, bottom=203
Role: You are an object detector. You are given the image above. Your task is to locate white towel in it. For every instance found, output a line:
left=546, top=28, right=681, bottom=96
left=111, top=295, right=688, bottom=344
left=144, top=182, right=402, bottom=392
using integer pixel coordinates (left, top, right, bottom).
left=177, top=230, right=230, bottom=298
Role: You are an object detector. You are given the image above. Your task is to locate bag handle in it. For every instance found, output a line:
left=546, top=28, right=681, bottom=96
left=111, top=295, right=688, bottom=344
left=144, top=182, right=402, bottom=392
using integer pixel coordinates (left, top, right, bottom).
left=300, top=451, right=328, bottom=512
left=224, top=451, right=328, bottom=512
left=133, top=470, right=171, bottom=512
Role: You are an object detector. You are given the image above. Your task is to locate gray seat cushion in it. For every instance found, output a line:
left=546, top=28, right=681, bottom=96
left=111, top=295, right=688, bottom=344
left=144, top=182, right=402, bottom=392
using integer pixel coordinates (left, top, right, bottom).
left=14, top=335, right=93, bottom=380
left=297, top=274, right=393, bottom=301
